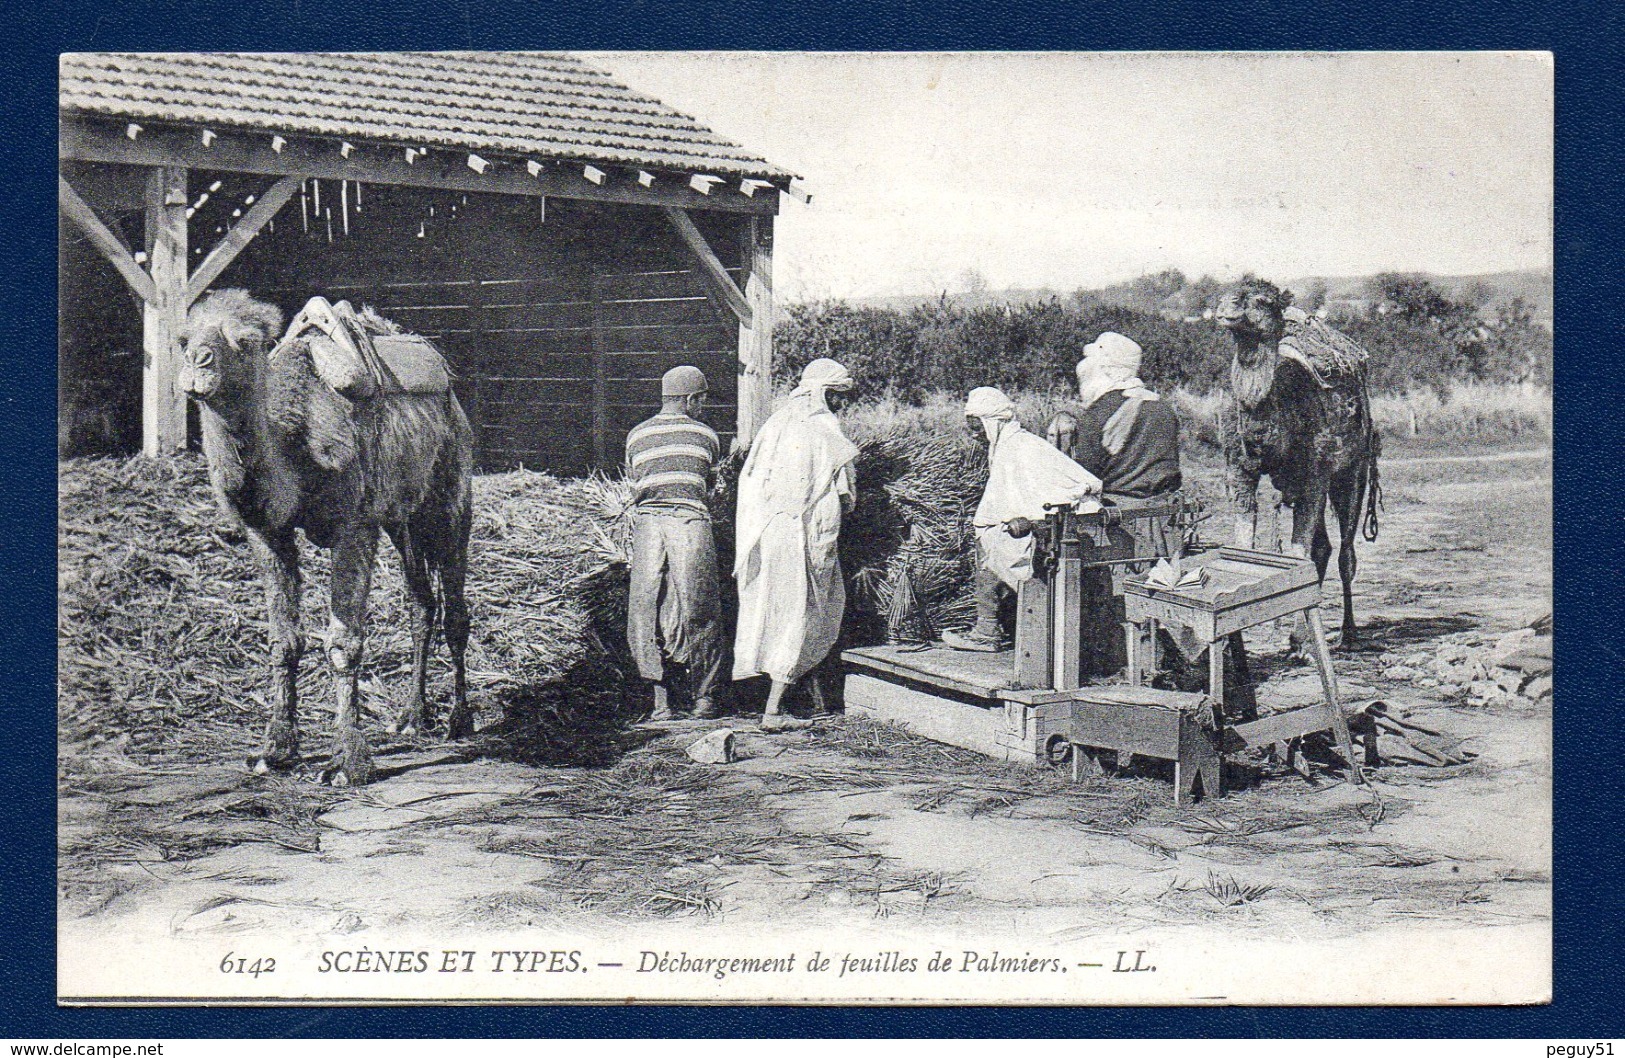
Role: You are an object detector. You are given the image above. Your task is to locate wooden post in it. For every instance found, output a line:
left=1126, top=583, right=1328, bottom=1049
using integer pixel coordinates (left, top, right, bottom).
left=142, top=166, right=188, bottom=455
left=1053, top=534, right=1083, bottom=691
left=737, top=214, right=774, bottom=445
left=1307, top=607, right=1363, bottom=784
left=1014, top=577, right=1052, bottom=690
left=589, top=273, right=609, bottom=471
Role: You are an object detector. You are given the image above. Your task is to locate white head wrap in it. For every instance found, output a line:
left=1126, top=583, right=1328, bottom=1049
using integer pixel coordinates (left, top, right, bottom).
left=1075, top=332, right=1160, bottom=453
left=965, top=386, right=1015, bottom=420
left=1081, top=331, right=1143, bottom=374
left=790, top=357, right=855, bottom=412
left=965, top=386, right=1018, bottom=447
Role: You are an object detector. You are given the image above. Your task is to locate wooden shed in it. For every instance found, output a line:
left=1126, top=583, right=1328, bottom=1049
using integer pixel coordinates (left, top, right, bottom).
left=59, top=52, right=801, bottom=470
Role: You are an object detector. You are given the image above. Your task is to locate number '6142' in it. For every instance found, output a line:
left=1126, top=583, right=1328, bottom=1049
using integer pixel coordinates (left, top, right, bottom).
left=220, top=953, right=277, bottom=977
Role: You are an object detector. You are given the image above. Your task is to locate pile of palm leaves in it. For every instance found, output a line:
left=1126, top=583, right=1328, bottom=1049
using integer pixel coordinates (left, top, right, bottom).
left=841, top=431, right=987, bottom=643
left=59, top=427, right=986, bottom=770
left=570, top=429, right=989, bottom=653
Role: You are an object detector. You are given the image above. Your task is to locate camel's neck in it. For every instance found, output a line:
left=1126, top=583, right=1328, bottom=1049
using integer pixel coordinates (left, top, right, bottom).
left=198, top=358, right=277, bottom=509
left=1230, top=335, right=1281, bottom=410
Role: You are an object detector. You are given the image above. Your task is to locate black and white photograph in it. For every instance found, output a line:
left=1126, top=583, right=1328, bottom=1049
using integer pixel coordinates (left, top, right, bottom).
left=56, top=50, right=1552, bottom=1004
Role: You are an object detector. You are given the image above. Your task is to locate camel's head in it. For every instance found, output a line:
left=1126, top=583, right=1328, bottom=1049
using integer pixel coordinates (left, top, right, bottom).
left=1216, top=278, right=1289, bottom=344
left=180, top=289, right=284, bottom=403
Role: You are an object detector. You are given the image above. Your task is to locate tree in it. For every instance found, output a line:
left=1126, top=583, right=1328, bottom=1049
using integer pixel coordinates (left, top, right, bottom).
left=1298, top=278, right=1329, bottom=314
left=956, top=268, right=992, bottom=307
left=1483, top=297, right=1553, bottom=385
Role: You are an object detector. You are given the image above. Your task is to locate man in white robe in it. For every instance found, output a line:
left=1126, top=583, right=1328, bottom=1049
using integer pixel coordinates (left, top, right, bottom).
left=732, top=358, right=859, bottom=730
left=942, top=387, right=1102, bottom=651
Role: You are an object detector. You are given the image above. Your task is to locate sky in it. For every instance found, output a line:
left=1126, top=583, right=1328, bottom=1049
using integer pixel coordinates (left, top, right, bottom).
left=584, top=52, right=1553, bottom=302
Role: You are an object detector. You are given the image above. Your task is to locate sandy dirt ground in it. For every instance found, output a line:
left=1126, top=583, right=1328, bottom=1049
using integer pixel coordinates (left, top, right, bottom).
left=58, top=450, right=1551, bottom=996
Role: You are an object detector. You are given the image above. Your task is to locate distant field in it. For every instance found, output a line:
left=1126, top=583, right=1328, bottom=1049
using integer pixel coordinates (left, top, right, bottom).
left=841, top=382, right=1552, bottom=461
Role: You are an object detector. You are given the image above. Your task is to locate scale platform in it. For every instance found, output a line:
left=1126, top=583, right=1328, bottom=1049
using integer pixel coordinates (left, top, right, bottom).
left=842, top=643, right=1219, bottom=802
left=842, top=643, right=1077, bottom=763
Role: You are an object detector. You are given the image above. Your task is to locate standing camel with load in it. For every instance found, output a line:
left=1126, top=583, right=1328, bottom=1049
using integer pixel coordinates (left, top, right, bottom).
left=179, top=289, right=475, bottom=786
left=1215, top=277, right=1382, bottom=648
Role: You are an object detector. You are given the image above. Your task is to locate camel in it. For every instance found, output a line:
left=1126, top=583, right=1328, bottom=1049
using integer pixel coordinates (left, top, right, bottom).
left=1215, top=278, right=1382, bottom=647
left=179, top=289, right=475, bottom=786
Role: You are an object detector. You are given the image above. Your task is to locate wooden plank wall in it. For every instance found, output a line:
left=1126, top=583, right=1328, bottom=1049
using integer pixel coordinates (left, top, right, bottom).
left=253, top=268, right=738, bottom=474
left=221, top=182, right=743, bottom=474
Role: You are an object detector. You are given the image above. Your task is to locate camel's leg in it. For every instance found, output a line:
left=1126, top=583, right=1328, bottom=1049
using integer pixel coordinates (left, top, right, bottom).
left=1229, top=465, right=1261, bottom=549
left=439, top=539, right=474, bottom=741
left=1330, top=466, right=1364, bottom=648
left=387, top=524, right=438, bottom=737
left=1309, top=514, right=1333, bottom=580
left=249, top=529, right=302, bottom=772
left=322, top=523, right=379, bottom=787
left=1286, top=489, right=1330, bottom=656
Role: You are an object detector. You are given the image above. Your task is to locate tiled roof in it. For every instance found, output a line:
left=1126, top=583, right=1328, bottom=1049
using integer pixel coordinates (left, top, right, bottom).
left=60, top=51, right=793, bottom=181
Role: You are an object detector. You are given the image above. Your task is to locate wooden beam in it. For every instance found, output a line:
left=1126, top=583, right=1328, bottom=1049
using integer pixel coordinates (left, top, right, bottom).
left=662, top=207, right=752, bottom=327
left=61, top=115, right=781, bottom=216
left=142, top=166, right=188, bottom=456
left=736, top=214, right=774, bottom=444
left=58, top=174, right=157, bottom=305
left=184, top=175, right=302, bottom=305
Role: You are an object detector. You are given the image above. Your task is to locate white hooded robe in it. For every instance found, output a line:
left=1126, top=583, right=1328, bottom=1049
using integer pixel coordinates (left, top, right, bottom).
left=732, top=362, right=859, bottom=683
left=969, top=390, right=1103, bottom=590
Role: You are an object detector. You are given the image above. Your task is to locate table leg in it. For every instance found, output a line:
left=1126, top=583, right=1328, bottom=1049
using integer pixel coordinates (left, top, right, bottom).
left=1124, top=621, right=1141, bottom=687
left=1208, top=633, right=1225, bottom=703
left=1306, top=607, right=1363, bottom=785
left=1227, top=631, right=1257, bottom=721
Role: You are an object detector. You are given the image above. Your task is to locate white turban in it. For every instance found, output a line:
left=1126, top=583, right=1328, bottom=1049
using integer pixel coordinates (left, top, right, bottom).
left=1075, top=332, right=1160, bottom=452
left=790, top=357, right=854, bottom=412
left=964, top=386, right=1015, bottom=421
left=1077, top=331, right=1143, bottom=377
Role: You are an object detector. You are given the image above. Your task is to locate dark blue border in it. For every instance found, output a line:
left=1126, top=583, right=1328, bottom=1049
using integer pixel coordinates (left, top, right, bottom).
left=10, top=0, right=1621, bottom=1038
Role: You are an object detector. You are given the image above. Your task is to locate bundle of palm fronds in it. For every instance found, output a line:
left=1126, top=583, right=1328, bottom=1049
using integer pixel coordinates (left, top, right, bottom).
left=840, top=430, right=987, bottom=643
left=566, top=429, right=988, bottom=652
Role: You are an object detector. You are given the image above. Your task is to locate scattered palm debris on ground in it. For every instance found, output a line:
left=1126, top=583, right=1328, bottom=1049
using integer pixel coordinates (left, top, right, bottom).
left=1374, top=619, right=1552, bottom=706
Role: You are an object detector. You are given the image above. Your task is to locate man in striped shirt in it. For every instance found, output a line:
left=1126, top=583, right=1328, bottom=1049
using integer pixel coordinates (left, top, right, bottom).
left=625, top=365, right=724, bottom=721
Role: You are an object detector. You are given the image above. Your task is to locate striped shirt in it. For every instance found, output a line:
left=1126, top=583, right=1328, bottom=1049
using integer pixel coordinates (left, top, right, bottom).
left=625, top=412, right=720, bottom=514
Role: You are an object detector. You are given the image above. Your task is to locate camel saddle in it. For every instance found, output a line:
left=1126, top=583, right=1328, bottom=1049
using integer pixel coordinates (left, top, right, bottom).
left=281, top=296, right=452, bottom=399
left=1278, top=306, right=1369, bottom=390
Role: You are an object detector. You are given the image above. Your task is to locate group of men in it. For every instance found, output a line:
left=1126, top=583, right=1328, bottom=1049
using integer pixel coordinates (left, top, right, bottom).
left=623, top=331, right=1182, bottom=730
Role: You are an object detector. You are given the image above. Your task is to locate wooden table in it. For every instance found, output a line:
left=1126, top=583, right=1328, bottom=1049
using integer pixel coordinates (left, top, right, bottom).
left=1122, top=546, right=1362, bottom=787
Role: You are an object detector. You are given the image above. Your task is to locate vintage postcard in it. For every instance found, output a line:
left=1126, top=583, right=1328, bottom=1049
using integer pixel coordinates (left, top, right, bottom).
left=57, top=50, right=1552, bottom=1004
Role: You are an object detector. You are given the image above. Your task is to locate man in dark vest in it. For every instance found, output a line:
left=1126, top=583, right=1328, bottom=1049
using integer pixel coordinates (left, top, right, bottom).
left=1048, top=331, right=1182, bottom=501
left=1047, top=332, right=1183, bottom=674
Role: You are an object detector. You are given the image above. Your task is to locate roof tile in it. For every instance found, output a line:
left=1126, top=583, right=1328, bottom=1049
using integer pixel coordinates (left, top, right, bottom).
left=59, top=51, right=793, bottom=181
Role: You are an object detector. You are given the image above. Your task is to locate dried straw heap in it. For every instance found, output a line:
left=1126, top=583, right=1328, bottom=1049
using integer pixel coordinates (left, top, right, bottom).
left=60, top=456, right=641, bottom=767
left=60, top=431, right=986, bottom=765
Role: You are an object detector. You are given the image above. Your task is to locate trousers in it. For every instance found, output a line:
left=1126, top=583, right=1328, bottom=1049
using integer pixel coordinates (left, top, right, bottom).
left=970, top=568, right=1010, bottom=640
left=627, top=507, right=723, bottom=701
